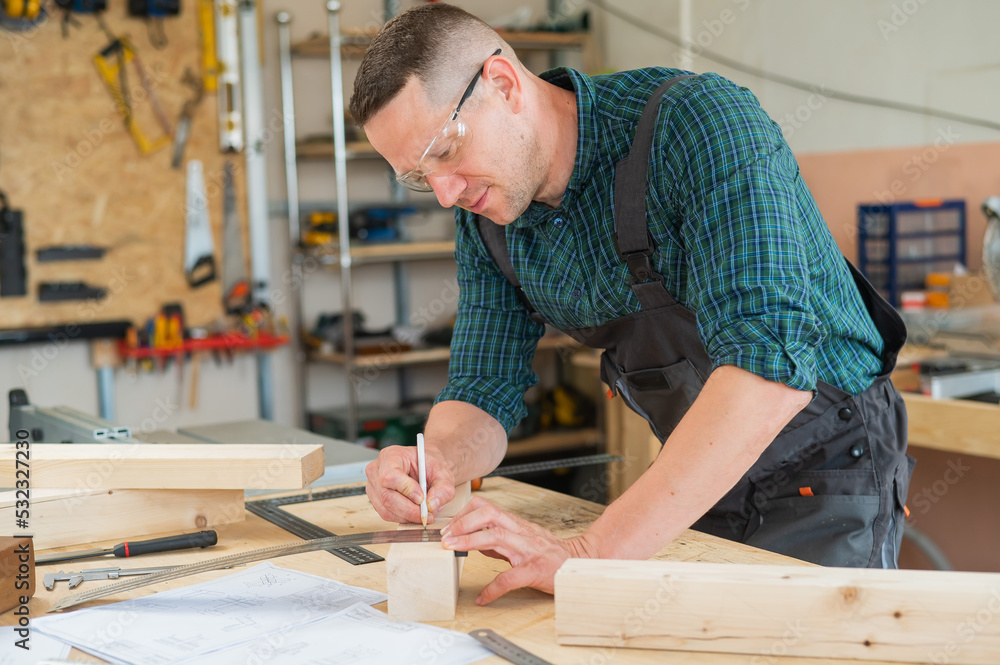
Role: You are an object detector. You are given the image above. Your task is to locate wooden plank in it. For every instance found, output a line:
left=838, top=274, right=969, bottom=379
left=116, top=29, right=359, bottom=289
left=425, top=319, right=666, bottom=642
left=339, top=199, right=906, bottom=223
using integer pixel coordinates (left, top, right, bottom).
left=291, top=30, right=588, bottom=58
left=0, top=537, right=34, bottom=614
left=0, top=443, right=324, bottom=490
left=310, top=333, right=580, bottom=369
left=506, top=427, right=602, bottom=458
left=603, top=393, right=659, bottom=500
left=903, top=392, right=1000, bottom=460
left=556, top=559, right=1000, bottom=664
left=498, top=30, right=588, bottom=50
left=349, top=240, right=456, bottom=263
left=0, top=488, right=244, bottom=550
left=295, top=139, right=382, bottom=160
left=386, top=482, right=470, bottom=622
left=302, top=240, right=457, bottom=267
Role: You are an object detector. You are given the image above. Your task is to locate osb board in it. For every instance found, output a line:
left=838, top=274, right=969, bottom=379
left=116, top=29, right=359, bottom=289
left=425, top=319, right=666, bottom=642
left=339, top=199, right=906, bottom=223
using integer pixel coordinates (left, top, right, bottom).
left=0, top=0, right=250, bottom=328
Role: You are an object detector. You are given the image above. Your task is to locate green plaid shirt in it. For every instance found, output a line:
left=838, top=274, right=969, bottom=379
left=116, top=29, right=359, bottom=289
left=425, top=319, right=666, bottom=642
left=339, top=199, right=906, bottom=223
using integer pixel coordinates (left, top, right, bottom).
left=436, top=67, right=884, bottom=433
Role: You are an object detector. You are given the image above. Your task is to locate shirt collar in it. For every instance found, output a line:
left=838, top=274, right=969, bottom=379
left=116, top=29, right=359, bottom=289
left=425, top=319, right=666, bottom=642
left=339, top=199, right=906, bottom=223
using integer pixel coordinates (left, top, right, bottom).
left=512, top=67, right=600, bottom=229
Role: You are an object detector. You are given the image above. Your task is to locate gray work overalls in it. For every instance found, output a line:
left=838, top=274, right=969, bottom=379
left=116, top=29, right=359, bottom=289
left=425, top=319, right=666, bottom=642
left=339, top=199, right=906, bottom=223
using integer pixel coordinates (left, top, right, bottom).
left=477, top=77, right=913, bottom=568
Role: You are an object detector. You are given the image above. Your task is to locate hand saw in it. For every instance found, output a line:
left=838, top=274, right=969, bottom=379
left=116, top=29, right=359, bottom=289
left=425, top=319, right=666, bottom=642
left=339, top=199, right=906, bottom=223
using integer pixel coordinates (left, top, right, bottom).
left=221, top=161, right=250, bottom=312
left=184, top=160, right=217, bottom=288
left=50, top=529, right=442, bottom=613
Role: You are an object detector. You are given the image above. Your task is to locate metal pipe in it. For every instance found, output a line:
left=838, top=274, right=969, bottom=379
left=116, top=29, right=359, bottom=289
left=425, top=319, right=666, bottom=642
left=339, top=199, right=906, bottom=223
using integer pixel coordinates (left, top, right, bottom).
left=276, top=12, right=301, bottom=250
left=240, top=0, right=274, bottom=420
left=276, top=10, right=308, bottom=427
left=678, top=0, right=693, bottom=71
left=96, top=367, right=115, bottom=423
left=327, top=0, right=358, bottom=441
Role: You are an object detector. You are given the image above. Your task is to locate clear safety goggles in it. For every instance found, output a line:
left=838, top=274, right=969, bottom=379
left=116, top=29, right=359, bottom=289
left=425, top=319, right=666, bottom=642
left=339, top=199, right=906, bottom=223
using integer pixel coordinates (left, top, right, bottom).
left=395, top=49, right=501, bottom=193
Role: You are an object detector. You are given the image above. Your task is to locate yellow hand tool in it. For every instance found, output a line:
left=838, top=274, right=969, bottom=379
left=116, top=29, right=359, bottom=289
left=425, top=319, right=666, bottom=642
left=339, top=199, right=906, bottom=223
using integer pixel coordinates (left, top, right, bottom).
left=92, top=36, right=172, bottom=156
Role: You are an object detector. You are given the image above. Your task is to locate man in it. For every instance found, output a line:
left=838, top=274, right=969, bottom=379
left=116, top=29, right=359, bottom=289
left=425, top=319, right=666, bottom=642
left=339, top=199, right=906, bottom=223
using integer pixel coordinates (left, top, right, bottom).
left=350, top=3, right=911, bottom=605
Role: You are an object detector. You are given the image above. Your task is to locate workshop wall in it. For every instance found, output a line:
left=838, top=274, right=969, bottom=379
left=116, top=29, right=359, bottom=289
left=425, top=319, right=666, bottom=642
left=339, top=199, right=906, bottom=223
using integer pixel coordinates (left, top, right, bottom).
left=0, top=0, right=249, bottom=328
left=0, top=0, right=260, bottom=432
left=602, top=0, right=1000, bottom=267
left=799, top=141, right=1000, bottom=272
left=603, top=0, right=999, bottom=153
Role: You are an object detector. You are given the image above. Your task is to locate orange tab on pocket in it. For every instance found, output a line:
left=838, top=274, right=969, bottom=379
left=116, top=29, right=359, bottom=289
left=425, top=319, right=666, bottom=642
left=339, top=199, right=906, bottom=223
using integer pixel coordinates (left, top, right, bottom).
left=798, top=487, right=814, bottom=497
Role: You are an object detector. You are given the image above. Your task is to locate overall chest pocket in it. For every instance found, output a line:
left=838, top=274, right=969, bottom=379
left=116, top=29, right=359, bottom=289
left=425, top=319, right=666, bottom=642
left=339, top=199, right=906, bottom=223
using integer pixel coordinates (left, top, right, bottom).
left=602, top=355, right=706, bottom=442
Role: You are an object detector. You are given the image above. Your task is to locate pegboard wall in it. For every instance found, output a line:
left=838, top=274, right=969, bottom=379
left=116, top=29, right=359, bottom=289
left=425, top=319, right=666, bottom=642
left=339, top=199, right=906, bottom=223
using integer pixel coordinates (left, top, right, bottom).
left=0, top=0, right=249, bottom=329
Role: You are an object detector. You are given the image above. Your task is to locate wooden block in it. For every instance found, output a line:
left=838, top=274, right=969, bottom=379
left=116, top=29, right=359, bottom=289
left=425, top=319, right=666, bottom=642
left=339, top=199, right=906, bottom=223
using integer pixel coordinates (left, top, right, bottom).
left=0, top=443, right=325, bottom=489
left=386, top=481, right=470, bottom=622
left=0, top=488, right=244, bottom=550
left=555, top=559, right=1000, bottom=664
left=437, top=480, right=471, bottom=519
left=0, top=537, right=34, bottom=614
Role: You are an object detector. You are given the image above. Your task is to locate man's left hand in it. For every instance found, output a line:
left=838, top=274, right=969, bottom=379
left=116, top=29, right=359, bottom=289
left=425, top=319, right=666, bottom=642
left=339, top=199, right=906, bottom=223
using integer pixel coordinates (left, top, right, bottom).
left=440, top=496, right=597, bottom=604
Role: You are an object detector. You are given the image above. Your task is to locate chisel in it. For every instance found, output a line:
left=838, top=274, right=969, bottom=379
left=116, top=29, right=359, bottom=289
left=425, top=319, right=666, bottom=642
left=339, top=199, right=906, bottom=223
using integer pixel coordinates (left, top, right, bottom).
left=36, top=530, right=218, bottom=565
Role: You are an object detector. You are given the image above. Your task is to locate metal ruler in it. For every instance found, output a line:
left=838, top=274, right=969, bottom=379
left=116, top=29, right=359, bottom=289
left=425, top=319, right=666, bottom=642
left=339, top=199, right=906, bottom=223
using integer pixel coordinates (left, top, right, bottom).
left=470, top=629, right=554, bottom=665
left=486, top=453, right=621, bottom=478
left=246, top=488, right=383, bottom=566
left=245, top=454, right=622, bottom=565
left=50, top=529, right=441, bottom=613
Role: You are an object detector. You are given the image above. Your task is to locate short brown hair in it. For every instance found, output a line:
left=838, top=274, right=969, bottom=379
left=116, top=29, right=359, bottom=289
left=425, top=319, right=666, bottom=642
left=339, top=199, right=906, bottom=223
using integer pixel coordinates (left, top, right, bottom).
left=349, top=3, right=512, bottom=127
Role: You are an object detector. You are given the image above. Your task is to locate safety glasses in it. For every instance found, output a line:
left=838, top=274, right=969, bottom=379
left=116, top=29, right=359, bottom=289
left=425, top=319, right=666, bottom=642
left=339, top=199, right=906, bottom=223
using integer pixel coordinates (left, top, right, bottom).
left=395, top=49, right=502, bottom=193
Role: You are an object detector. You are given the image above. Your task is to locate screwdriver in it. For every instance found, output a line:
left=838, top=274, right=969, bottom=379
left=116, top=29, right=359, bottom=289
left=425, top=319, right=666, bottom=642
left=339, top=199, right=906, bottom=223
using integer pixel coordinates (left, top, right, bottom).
left=36, top=530, right=218, bottom=565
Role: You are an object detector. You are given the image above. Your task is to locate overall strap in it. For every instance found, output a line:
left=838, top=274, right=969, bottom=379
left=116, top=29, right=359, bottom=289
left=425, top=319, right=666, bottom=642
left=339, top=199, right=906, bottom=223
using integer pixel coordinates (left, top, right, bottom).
left=475, top=74, right=695, bottom=320
left=613, top=74, right=695, bottom=309
left=475, top=216, right=547, bottom=324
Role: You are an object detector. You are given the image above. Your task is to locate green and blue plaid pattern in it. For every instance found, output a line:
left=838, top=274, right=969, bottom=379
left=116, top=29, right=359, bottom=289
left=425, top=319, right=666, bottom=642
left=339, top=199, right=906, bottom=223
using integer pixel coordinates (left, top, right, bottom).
left=436, top=67, right=884, bottom=433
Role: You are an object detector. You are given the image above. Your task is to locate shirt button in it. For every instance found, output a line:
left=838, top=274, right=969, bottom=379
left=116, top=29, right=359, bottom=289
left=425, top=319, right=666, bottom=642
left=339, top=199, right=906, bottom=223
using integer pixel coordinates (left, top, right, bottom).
left=850, top=444, right=865, bottom=458
left=554, top=217, right=564, bottom=228
left=571, top=288, right=582, bottom=300
left=838, top=407, right=853, bottom=421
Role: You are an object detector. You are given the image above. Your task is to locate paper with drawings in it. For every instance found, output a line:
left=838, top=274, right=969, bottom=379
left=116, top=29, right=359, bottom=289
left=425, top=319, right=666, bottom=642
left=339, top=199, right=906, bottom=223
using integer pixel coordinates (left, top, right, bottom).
left=33, top=562, right=386, bottom=665
left=0, top=627, right=71, bottom=664
left=176, top=602, right=491, bottom=665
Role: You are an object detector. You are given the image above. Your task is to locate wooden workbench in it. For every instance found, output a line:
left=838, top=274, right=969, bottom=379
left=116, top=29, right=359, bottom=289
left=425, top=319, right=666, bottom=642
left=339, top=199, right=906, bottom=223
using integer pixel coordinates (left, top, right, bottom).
left=5, top=477, right=915, bottom=664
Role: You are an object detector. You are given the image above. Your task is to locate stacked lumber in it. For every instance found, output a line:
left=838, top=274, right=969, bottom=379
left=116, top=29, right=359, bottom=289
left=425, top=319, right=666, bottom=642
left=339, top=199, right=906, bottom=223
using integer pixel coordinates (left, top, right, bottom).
left=0, top=443, right=324, bottom=551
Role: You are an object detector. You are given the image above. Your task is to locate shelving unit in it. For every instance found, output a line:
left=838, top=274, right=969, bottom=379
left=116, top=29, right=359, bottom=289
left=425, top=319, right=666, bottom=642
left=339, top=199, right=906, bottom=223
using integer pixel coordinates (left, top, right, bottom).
left=858, top=199, right=967, bottom=306
left=277, top=6, right=600, bottom=456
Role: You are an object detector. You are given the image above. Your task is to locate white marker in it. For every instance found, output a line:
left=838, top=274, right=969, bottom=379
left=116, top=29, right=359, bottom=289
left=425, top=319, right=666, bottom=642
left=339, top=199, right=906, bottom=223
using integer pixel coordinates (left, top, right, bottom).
left=417, top=432, right=428, bottom=527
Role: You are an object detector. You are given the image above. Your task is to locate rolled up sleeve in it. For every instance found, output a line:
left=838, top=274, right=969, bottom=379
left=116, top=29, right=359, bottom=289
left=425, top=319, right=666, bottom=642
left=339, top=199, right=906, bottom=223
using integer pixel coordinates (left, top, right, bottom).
left=666, top=79, right=825, bottom=392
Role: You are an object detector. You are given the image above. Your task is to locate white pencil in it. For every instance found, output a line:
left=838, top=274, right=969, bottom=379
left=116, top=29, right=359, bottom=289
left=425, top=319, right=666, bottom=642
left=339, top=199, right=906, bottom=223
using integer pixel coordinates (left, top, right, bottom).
left=417, top=432, right=428, bottom=527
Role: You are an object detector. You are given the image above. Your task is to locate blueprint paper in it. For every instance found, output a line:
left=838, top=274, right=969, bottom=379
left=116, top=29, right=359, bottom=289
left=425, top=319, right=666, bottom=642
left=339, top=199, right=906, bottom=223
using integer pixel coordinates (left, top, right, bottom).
left=33, top=562, right=386, bottom=665
left=0, top=627, right=71, bottom=664
left=177, top=602, right=491, bottom=665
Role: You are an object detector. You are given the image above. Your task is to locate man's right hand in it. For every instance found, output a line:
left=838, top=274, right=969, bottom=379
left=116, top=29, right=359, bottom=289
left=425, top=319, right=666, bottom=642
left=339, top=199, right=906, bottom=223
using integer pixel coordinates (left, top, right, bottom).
left=365, top=444, right=457, bottom=524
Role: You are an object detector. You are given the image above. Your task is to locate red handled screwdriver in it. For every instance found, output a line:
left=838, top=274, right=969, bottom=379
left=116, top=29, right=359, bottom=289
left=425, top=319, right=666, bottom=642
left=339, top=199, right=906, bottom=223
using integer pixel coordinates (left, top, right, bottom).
left=36, top=531, right=218, bottom=565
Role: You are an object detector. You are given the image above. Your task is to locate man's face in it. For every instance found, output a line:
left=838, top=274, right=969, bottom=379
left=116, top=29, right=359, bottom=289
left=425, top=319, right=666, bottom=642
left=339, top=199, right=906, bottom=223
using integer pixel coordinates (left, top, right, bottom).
left=364, top=75, right=542, bottom=225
